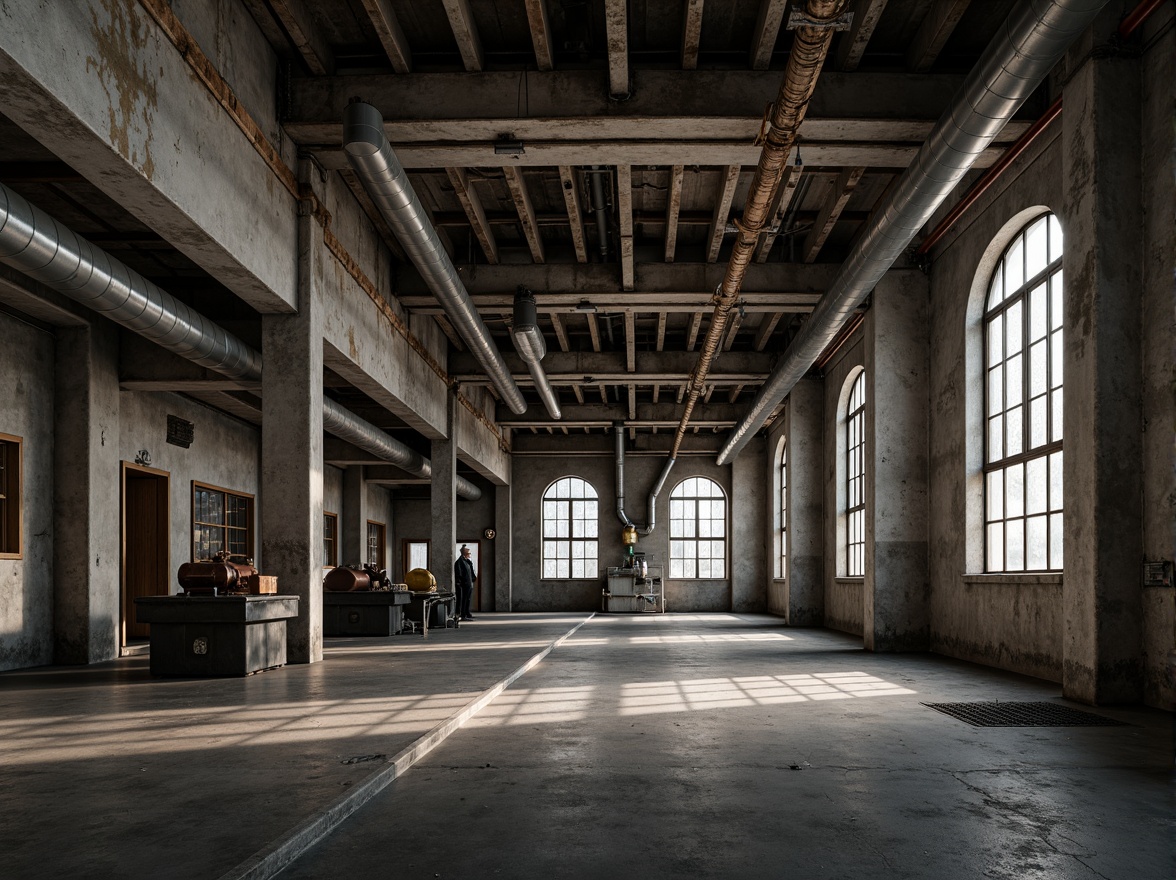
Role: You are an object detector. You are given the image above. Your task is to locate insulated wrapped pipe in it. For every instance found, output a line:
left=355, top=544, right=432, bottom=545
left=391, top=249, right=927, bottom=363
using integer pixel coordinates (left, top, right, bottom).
left=512, top=287, right=561, bottom=420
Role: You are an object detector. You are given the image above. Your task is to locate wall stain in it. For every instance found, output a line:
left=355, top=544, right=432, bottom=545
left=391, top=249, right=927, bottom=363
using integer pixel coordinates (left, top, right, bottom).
left=85, top=0, right=158, bottom=180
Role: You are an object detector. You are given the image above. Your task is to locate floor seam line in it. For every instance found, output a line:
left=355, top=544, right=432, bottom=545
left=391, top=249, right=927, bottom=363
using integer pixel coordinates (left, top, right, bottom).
left=215, top=613, right=595, bottom=880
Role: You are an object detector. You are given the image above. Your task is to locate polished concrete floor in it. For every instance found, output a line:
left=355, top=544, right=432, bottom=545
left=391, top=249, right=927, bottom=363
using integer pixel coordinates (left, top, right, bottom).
left=1, top=613, right=1171, bottom=879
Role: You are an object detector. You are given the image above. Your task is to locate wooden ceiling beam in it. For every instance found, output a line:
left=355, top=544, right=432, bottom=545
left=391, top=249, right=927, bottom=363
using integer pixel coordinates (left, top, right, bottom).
left=503, top=166, right=546, bottom=263
left=664, top=165, right=684, bottom=263
left=441, top=0, right=484, bottom=72
left=707, top=165, right=742, bottom=263
left=749, top=0, right=789, bottom=70
left=682, top=0, right=705, bottom=70
left=907, top=0, right=972, bottom=73
left=802, top=167, right=865, bottom=264
left=524, top=0, right=555, bottom=71
left=357, top=0, right=412, bottom=73
left=558, top=166, right=589, bottom=264
left=446, top=167, right=498, bottom=264
left=835, top=0, right=891, bottom=72
left=269, top=0, right=334, bottom=75
left=605, top=0, right=630, bottom=98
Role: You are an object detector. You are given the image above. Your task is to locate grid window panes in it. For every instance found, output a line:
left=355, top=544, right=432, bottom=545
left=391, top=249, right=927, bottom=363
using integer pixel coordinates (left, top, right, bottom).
left=984, top=214, right=1064, bottom=572
left=779, top=442, right=787, bottom=579
left=367, top=521, right=386, bottom=567
left=192, top=484, right=252, bottom=560
left=846, top=372, right=866, bottom=577
left=323, top=513, right=338, bottom=567
left=542, top=477, right=599, bottom=579
left=669, top=477, right=727, bottom=579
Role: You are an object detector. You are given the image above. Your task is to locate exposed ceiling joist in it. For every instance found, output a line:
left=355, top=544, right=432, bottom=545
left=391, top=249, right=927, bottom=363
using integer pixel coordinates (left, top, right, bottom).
left=441, top=0, right=484, bottom=72
left=605, top=0, right=630, bottom=97
left=269, top=0, right=333, bottom=75
left=524, top=0, right=555, bottom=71
left=558, top=166, right=588, bottom=264
left=707, top=165, right=742, bottom=263
left=357, top=0, right=412, bottom=73
left=446, top=167, right=498, bottom=264
left=836, top=0, right=890, bottom=71
left=750, top=0, right=789, bottom=69
left=503, top=166, right=545, bottom=263
left=907, top=0, right=972, bottom=72
left=664, top=165, right=684, bottom=263
left=682, top=0, right=705, bottom=70
left=803, top=166, right=865, bottom=263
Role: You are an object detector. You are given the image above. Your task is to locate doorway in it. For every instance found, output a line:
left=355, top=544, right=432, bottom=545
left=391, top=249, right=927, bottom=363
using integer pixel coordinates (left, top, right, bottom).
left=121, top=463, right=170, bottom=647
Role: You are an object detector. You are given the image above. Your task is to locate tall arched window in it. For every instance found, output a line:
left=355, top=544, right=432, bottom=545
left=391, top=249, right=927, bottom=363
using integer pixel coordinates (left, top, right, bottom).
left=779, top=440, right=788, bottom=579
left=669, top=477, right=726, bottom=579
left=845, top=372, right=866, bottom=577
left=542, top=477, right=599, bottom=578
left=984, top=213, right=1064, bottom=571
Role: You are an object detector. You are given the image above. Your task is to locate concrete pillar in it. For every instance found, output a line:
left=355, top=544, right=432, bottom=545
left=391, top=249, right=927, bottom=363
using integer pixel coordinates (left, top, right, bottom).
left=1061, top=28, right=1144, bottom=704
left=786, top=378, right=825, bottom=625
left=261, top=160, right=324, bottom=664
left=863, top=271, right=930, bottom=651
left=341, top=465, right=368, bottom=566
left=53, top=322, right=120, bottom=663
left=495, top=482, right=513, bottom=612
left=430, top=389, right=458, bottom=591
left=732, top=437, right=767, bottom=612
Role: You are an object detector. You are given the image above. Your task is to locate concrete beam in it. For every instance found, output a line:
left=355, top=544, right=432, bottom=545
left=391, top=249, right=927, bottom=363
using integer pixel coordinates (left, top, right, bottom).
left=682, top=0, right=705, bottom=70
left=0, top=0, right=298, bottom=314
left=665, top=165, right=685, bottom=262
left=750, top=0, right=789, bottom=69
left=269, top=0, right=334, bottom=74
left=441, top=0, right=485, bottom=72
left=524, top=0, right=555, bottom=71
left=446, top=167, right=498, bottom=264
left=616, top=165, right=634, bottom=290
left=605, top=0, right=629, bottom=98
left=497, top=401, right=746, bottom=428
left=357, top=0, right=412, bottom=73
left=836, top=0, right=890, bottom=71
left=503, top=167, right=545, bottom=263
left=707, top=165, right=742, bottom=263
left=906, top=0, right=971, bottom=73
left=558, top=166, right=588, bottom=263
left=451, top=350, right=774, bottom=383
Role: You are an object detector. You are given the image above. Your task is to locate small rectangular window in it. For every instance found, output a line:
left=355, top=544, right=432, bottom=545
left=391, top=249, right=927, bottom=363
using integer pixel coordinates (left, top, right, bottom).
left=0, top=434, right=22, bottom=559
left=192, top=482, right=254, bottom=561
left=366, top=521, right=386, bottom=568
left=323, top=512, right=338, bottom=568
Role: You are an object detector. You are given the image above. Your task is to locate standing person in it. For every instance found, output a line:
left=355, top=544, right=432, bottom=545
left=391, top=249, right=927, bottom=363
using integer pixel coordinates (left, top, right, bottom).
left=454, top=545, right=476, bottom=621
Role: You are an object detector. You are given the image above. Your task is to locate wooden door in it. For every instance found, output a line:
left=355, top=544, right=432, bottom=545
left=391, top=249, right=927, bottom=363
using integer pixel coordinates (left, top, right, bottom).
left=122, top=464, right=170, bottom=642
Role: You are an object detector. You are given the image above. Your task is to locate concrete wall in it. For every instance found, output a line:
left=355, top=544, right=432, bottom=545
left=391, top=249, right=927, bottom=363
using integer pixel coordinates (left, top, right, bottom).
left=119, top=390, right=261, bottom=591
left=0, top=312, right=55, bottom=670
left=823, top=336, right=865, bottom=636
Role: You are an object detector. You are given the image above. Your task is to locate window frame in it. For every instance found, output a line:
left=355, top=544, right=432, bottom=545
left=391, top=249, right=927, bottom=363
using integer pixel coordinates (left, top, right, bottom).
left=982, top=213, right=1064, bottom=573
left=366, top=520, right=386, bottom=568
left=845, top=372, right=866, bottom=578
left=323, top=511, right=338, bottom=568
left=0, top=433, right=22, bottom=560
left=541, top=476, right=600, bottom=580
left=191, top=481, right=254, bottom=562
left=668, top=476, right=728, bottom=580
left=779, top=439, right=788, bottom=580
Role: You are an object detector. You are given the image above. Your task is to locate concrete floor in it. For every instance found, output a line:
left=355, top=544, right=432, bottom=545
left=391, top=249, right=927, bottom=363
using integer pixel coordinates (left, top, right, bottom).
left=1, top=614, right=1171, bottom=879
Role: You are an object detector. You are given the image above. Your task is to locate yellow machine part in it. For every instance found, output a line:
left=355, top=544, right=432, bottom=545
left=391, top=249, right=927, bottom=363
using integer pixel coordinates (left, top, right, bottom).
left=404, top=568, right=437, bottom=592
left=622, top=525, right=638, bottom=546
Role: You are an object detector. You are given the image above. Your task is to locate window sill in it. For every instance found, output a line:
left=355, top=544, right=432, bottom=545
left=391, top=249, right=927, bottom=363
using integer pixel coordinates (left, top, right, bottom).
left=961, top=573, right=1062, bottom=586
left=833, top=577, right=864, bottom=584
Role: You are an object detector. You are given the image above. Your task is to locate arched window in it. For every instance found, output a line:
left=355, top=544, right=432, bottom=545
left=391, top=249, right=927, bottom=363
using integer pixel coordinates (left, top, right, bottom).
left=669, top=477, right=726, bottom=579
left=541, top=477, right=599, bottom=579
left=984, top=213, right=1064, bottom=571
left=845, top=372, right=866, bottom=577
left=779, top=440, right=788, bottom=579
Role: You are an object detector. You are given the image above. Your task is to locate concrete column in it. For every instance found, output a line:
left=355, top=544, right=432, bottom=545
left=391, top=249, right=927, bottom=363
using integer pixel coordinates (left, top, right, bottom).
left=732, top=437, right=767, bottom=612
left=863, top=271, right=930, bottom=651
left=341, top=465, right=368, bottom=566
left=430, top=389, right=459, bottom=591
left=53, top=322, right=120, bottom=663
left=786, top=378, right=825, bottom=625
left=261, top=160, right=323, bottom=664
left=495, top=482, right=513, bottom=612
left=1061, top=32, right=1144, bottom=704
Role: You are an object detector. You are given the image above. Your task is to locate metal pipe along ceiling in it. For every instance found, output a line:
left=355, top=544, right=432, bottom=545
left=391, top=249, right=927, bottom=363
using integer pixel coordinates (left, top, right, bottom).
left=0, top=180, right=262, bottom=383
left=716, top=0, right=1111, bottom=466
left=670, top=0, right=848, bottom=460
left=322, top=398, right=482, bottom=500
left=342, top=100, right=528, bottom=415
left=0, top=181, right=480, bottom=501
left=512, top=287, right=561, bottom=420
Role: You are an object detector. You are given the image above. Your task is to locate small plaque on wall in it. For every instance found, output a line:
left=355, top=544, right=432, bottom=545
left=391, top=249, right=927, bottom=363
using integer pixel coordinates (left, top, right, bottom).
left=1143, top=561, right=1173, bottom=588
left=167, top=414, right=194, bottom=448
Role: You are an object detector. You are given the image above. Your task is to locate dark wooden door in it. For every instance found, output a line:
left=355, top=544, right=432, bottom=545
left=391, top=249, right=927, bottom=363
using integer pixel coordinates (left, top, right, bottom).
left=123, top=467, right=170, bottom=641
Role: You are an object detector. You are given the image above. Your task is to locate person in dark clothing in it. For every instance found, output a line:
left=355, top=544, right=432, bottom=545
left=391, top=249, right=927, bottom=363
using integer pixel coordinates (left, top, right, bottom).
left=454, top=545, right=476, bottom=621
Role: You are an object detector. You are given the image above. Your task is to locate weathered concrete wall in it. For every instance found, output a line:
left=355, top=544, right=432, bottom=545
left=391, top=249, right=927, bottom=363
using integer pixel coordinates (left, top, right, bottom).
left=324, top=466, right=344, bottom=538
left=366, top=483, right=394, bottom=574
left=766, top=423, right=786, bottom=614
left=391, top=489, right=493, bottom=608
left=0, top=312, right=55, bottom=671
left=732, top=436, right=767, bottom=613
left=926, top=126, right=1066, bottom=682
left=823, top=335, right=864, bottom=636
left=0, top=0, right=298, bottom=312
left=1138, top=10, right=1175, bottom=709
left=118, top=389, right=260, bottom=590
left=784, top=379, right=825, bottom=625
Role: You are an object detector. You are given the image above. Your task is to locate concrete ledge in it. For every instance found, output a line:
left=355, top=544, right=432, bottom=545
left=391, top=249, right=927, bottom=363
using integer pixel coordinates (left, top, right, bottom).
left=961, top=573, right=1063, bottom=586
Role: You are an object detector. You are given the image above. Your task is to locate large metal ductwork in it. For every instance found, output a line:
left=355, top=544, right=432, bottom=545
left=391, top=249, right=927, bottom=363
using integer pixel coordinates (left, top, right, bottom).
left=0, top=180, right=262, bottom=383
left=717, top=0, right=1111, bottom=466
left=614, top=424, right=676, bottom=536
left=512, top=287, right=561, bottom=420
left=342, top=100, right=528, bottom=415
left=0, top=181, right=481, bottom=500
left=587, top=166, right=611, bottom=261
left=322, top=398, right=482, bottom=501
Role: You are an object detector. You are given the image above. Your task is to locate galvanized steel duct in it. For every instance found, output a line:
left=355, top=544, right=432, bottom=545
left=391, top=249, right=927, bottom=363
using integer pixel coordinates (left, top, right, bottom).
left=615, top=423, right=675, bottom=536
left=342, top=101, right=527, bottom=415
left=717, top=0, right=1110, bottom=466
left=588, top=166, right=610, bottom=260
left=0, top=180, right=262, bottom=383
left=323, top=398, right=482, bottom=501
left=0, top=181, right=479, bottom=500
left=670, top=0, right=847, bottom=460
left=512, top=287, right=561, bottom=420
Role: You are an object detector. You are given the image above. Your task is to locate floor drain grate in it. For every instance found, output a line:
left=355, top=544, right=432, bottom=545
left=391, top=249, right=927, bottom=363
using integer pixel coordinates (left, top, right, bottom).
left=922, top=701, right=1128, bottom=727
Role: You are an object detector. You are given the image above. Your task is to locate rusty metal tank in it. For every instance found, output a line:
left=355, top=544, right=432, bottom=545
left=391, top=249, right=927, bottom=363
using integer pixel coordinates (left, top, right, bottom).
left=178, top=551, right=259, bottom=595
left=323, top=564, right=391, bottom=592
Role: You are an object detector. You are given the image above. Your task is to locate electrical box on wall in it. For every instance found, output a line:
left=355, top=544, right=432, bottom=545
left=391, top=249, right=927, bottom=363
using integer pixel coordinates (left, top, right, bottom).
left=167, top=415, right=194, bottom=448
left=1142, top=561, right=1173, bottom=588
